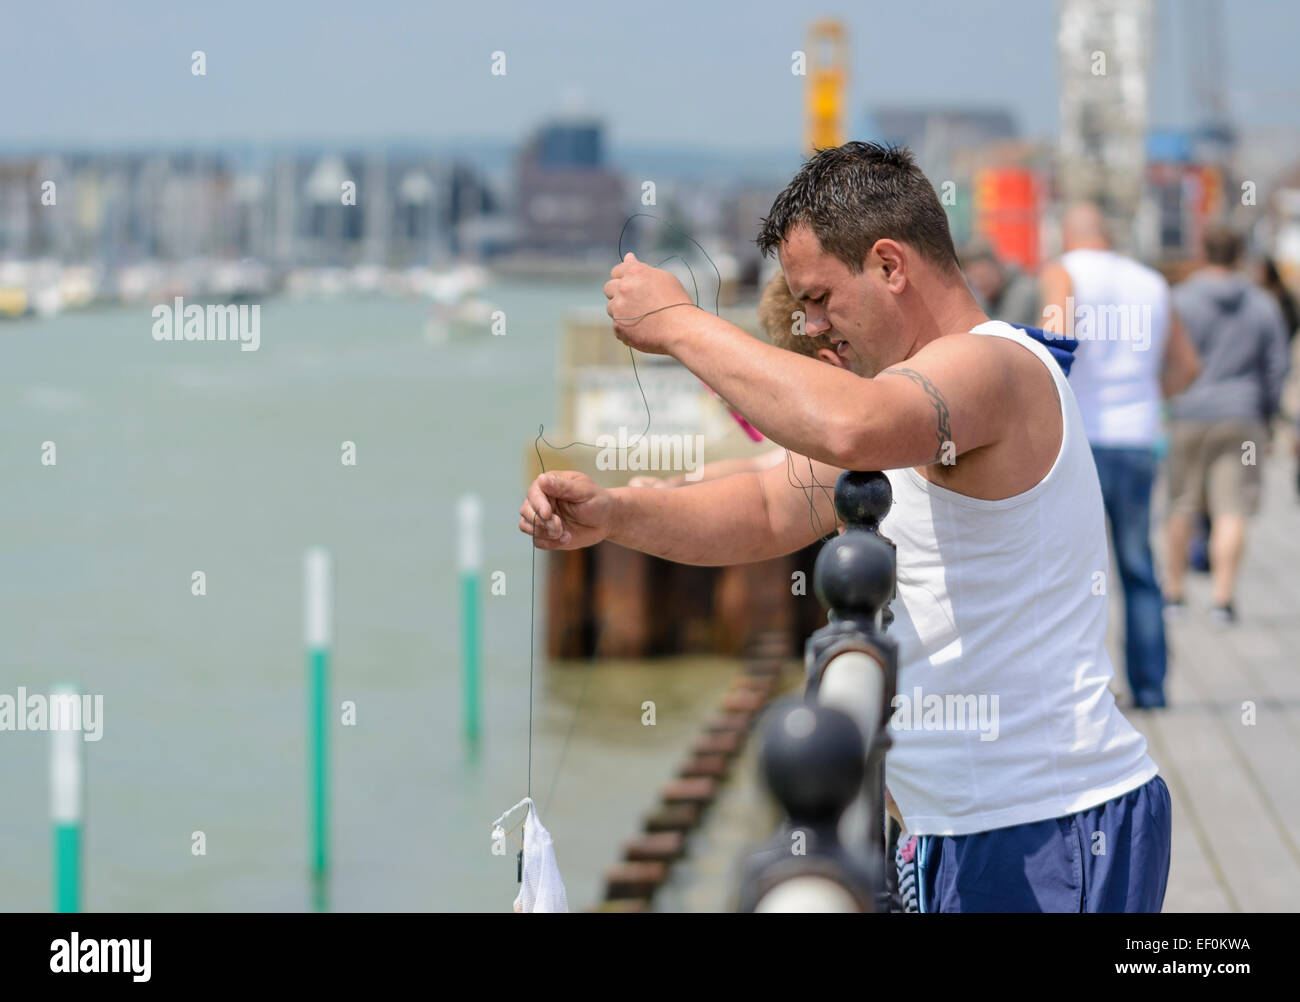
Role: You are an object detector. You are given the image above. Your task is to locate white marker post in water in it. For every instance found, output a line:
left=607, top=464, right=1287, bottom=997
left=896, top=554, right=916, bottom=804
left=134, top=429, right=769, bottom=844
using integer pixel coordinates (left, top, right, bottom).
left=304, top=547, right=331, bottom=903
left=458, top=494, right=482, bottom=748
left=50, top=682, right=83, bottom=913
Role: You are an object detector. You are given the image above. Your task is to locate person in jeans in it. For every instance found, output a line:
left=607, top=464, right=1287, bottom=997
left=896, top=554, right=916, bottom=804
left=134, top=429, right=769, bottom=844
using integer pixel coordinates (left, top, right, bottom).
left=1164, top=225, right=1291, bottom=623
left=1039, top=204, right=1200, bottom=708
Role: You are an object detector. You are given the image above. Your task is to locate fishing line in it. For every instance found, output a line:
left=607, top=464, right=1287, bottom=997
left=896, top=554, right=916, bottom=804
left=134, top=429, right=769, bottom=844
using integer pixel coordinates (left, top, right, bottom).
left=626, top=216, right=836, bottom=542
left=785, top=337, right=868, bottom=539
left=786, top=448, right=837, bottom=541
left=524, top=214, right=719, bottom=815
left=522, top=212, right=832, bottom=818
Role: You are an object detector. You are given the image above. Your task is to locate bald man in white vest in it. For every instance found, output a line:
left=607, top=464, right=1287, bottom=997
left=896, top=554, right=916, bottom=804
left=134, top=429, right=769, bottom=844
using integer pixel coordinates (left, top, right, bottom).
left=1040, top=204, right=1200, bottom=710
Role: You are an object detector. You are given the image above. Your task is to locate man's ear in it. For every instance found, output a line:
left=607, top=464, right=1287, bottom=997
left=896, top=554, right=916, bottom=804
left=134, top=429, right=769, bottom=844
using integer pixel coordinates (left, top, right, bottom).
left=815, top=347, right=851, bottom=370
left=872, top=239, right=908, bottom=291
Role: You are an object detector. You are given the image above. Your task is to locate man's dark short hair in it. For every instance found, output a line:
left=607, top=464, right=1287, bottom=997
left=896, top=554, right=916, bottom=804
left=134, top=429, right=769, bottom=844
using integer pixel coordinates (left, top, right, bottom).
left=756, top=141, right=961, bottom=275
left=1203, top=222, right=1242, bottom=267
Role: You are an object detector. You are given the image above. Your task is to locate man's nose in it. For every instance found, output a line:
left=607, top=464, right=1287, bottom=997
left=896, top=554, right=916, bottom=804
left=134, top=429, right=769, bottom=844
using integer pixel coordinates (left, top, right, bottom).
left=804, top=307, right=831, bottom=336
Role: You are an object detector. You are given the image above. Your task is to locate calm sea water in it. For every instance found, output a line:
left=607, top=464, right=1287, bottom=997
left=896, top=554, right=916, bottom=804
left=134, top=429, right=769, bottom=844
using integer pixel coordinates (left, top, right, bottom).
left=0, top=283, right=741, bottom=911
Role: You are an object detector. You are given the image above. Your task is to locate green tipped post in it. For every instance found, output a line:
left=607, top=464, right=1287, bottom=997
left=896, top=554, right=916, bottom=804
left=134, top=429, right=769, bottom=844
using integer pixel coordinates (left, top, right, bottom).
left=459, top=494, right=482, bottom=748
left=50, top=682, right=82, bottom=913
left=304, top=547, right=331, bottom=907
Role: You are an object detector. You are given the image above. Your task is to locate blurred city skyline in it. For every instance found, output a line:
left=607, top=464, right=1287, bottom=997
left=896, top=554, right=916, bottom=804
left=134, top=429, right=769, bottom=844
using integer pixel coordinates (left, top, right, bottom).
left=3, top=0, right=1299, bottom=154
left=5, top=1, right=1300, bottom=320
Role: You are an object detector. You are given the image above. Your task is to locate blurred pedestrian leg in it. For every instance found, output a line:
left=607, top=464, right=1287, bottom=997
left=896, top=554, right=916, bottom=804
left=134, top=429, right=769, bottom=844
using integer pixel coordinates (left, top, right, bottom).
left=1093, top=446, right=1168, bottom=708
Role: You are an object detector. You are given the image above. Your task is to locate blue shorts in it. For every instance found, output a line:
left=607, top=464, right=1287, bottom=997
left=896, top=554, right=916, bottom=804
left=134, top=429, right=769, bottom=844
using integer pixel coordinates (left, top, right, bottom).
left=914, top=775, right=1171, bottom=912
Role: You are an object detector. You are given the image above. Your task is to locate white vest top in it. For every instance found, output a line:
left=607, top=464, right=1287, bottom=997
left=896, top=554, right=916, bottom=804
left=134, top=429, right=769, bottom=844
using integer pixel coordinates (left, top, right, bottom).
left=883, top=321, right=1158, bottom=836
left=1059, top=248, right=1172, bottom=447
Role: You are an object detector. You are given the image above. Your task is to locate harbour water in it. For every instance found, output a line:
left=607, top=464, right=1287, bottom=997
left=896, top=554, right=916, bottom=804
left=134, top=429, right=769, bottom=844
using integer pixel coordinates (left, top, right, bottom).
left=0, top=282, right=745, bottom=911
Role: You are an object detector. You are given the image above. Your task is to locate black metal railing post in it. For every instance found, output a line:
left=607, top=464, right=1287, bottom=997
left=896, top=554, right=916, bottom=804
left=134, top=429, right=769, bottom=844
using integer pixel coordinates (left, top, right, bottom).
left=803, top=471, right=899, bottom=911
left=737, top=471, right=900, bottom=912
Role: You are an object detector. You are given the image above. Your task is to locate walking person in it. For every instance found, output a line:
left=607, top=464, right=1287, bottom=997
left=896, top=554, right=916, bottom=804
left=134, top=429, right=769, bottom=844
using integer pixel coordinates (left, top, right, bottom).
left=1164, top=225, right=1292, bottom=623
left=1039, top=204, right=1200, bottom=708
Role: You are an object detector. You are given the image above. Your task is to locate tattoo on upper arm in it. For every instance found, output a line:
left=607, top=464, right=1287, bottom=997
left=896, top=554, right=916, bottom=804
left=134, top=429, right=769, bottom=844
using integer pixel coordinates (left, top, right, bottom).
left=883, top=367, right=952, bottom=463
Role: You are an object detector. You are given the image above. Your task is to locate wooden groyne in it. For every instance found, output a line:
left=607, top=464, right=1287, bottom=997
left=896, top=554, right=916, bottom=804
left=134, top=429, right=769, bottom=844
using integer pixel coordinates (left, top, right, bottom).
left=546, top=542, right=825, bottom=659
left=592, top=632, right=796, bottom=911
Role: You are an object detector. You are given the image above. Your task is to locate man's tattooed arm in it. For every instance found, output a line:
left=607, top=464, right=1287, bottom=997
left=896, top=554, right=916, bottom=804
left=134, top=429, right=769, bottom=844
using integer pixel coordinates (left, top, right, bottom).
left=881, top=367, right=952, bottom=464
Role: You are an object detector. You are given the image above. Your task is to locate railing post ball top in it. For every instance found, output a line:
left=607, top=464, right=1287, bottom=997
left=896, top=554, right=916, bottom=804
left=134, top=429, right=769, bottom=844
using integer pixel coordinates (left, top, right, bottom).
left=834, top=469, right=894, bottom=533
left=821, top=469, right=897, bottom=631
left=759, top=700, right=865, bottom=825
left=737, top=699, right=879, bottom=913
left=812, top=529, right=896, bottom=623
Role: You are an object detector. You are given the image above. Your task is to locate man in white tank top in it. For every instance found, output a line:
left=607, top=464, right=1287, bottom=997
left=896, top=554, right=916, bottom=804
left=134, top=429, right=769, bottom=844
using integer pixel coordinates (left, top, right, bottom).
left=519, top=143, right=1172, bottom=911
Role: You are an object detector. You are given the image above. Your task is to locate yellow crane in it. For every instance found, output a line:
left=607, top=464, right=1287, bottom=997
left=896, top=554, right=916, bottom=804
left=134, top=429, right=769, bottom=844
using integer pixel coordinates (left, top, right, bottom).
left=806, top=19, right=848, bottom=154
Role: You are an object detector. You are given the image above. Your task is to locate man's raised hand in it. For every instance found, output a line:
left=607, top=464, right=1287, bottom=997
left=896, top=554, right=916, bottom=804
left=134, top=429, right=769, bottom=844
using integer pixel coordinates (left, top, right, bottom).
left=603, top=252, right=695, bottom=355
left=518, top=471, right=614, bottom=550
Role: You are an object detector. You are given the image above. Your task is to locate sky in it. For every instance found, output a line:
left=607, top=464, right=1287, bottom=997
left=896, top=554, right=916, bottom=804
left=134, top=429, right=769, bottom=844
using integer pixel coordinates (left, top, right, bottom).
left=2, top=0, right=1298, bottom=152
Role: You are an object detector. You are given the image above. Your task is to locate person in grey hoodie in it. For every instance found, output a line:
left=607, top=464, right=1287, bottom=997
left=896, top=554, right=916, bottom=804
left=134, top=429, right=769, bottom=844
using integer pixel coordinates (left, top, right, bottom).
left=1164, top=224, right=1292, bottom=623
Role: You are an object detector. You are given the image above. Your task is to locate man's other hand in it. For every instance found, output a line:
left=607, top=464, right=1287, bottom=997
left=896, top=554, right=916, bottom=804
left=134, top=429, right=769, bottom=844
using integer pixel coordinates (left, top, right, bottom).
left=519, top=471, right=613, bottom=549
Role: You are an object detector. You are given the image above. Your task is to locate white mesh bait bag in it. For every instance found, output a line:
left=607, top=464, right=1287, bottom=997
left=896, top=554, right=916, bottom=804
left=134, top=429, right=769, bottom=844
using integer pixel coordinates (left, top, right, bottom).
left=491, top=798, right=568, bottom=913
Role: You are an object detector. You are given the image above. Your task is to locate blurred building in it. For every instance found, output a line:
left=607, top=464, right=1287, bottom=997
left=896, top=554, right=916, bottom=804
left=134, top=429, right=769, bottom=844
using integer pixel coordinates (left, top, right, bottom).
left=866, top=107, right=1018, bottom=178
left=863, top=104, right=1024, bottom=254
left=0, top=160, right=44, bottom=256
left=721, top=182, right=784, bottom=294
left=1057, top=0, right=1154, bottom=251
left=1142, top=129, right=1232, bottom=261
left=515, top=119, right=624, bottom=257
left=0, top=148, right=498, bottom=271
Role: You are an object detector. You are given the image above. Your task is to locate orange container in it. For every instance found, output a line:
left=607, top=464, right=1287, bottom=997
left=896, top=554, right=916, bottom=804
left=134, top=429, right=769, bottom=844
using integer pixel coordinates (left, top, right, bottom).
left=974, top=168, right=1041, bottom=272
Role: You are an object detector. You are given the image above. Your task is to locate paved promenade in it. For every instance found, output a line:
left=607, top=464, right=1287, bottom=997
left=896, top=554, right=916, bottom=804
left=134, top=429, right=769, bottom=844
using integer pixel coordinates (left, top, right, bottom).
left=1126, top=452, right=1300, bottom=911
